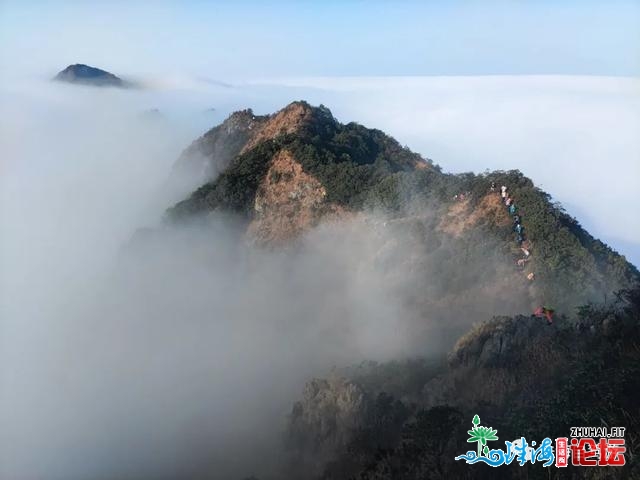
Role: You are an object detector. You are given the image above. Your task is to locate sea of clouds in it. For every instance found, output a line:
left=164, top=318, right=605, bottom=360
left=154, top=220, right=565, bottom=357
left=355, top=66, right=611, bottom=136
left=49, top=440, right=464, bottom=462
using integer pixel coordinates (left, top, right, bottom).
left=1, top=74, right=638, bottom=479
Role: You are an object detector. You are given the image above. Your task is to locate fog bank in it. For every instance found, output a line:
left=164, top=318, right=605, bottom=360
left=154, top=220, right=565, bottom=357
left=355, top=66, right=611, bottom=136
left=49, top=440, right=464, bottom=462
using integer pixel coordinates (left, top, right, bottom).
left=1, top=75, right=636, bottom=479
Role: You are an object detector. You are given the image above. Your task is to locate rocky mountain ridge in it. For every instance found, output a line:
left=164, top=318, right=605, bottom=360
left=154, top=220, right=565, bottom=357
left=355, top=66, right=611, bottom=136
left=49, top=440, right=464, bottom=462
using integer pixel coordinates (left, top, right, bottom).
left=167, top=101, right=637, bottom=311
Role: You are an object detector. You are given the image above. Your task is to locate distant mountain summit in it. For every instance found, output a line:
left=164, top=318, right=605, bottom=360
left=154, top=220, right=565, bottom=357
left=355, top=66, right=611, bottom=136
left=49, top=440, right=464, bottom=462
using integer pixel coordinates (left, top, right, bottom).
left=53, top=64, right=126, bottom=87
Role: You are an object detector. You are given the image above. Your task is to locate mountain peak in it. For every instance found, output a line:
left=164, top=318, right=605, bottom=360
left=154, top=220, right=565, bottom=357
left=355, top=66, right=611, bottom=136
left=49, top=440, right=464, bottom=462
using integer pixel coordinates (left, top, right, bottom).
left=169, top=101, right=429, bottom=223
left=173, top=101, right=426, bottom=186
left=53, top=64, right=125, bottom=87
left=167, top=101, right=637, bottom=313
left=241, top=100, right=325, bottom=151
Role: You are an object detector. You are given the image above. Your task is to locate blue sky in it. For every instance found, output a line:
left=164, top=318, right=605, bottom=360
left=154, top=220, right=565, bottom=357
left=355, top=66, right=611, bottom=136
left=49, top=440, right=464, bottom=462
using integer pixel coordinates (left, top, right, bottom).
left=0, top=1, right=639, bottom=263
left=1, top=0, right=639, bottom=78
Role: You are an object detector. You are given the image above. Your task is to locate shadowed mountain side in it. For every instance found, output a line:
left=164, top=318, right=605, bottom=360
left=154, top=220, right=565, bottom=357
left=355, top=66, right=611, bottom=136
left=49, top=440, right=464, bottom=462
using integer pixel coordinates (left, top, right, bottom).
left=285, top=288, right=640, bottom=479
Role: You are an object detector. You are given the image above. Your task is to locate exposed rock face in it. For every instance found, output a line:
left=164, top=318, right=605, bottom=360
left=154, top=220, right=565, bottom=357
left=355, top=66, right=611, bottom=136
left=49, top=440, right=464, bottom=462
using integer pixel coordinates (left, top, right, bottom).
left=448, top=315, right=551, bottom=367
left=242, top=101, right=316, bottom=153
left=438, top=194, right=511, bottom=238
left=289, top=376, right=368, bottom=447
left=287, top=376, right=369, bottom=475
left=53, top=64, right=125, bottom=87
left=248, top=150, right=346, bottom=245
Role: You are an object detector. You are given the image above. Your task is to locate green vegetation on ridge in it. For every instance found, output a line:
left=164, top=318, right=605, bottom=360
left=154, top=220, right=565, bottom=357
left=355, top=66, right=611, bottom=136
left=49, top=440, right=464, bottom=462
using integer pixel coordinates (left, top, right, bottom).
left=167, top=103, right=637, bottom=311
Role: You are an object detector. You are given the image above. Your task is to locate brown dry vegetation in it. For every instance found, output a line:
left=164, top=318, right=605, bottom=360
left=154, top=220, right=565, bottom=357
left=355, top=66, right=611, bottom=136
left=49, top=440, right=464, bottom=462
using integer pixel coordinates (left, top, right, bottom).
left=248, top=150, right=348, bottom=245
left=242, top=102, right=314, bottom=153
left=438, top=194, right=511, bottom=238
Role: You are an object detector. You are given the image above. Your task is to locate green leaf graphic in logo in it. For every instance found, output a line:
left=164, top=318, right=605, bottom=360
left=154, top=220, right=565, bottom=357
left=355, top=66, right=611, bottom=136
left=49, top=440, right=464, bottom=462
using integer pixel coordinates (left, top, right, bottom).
left=466, top=415, right=499, bottom=456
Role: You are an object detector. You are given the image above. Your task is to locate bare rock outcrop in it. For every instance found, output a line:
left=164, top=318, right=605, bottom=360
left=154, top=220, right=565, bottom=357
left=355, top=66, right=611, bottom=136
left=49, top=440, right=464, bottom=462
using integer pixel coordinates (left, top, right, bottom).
left=248, top=150, right=347, bottom=245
